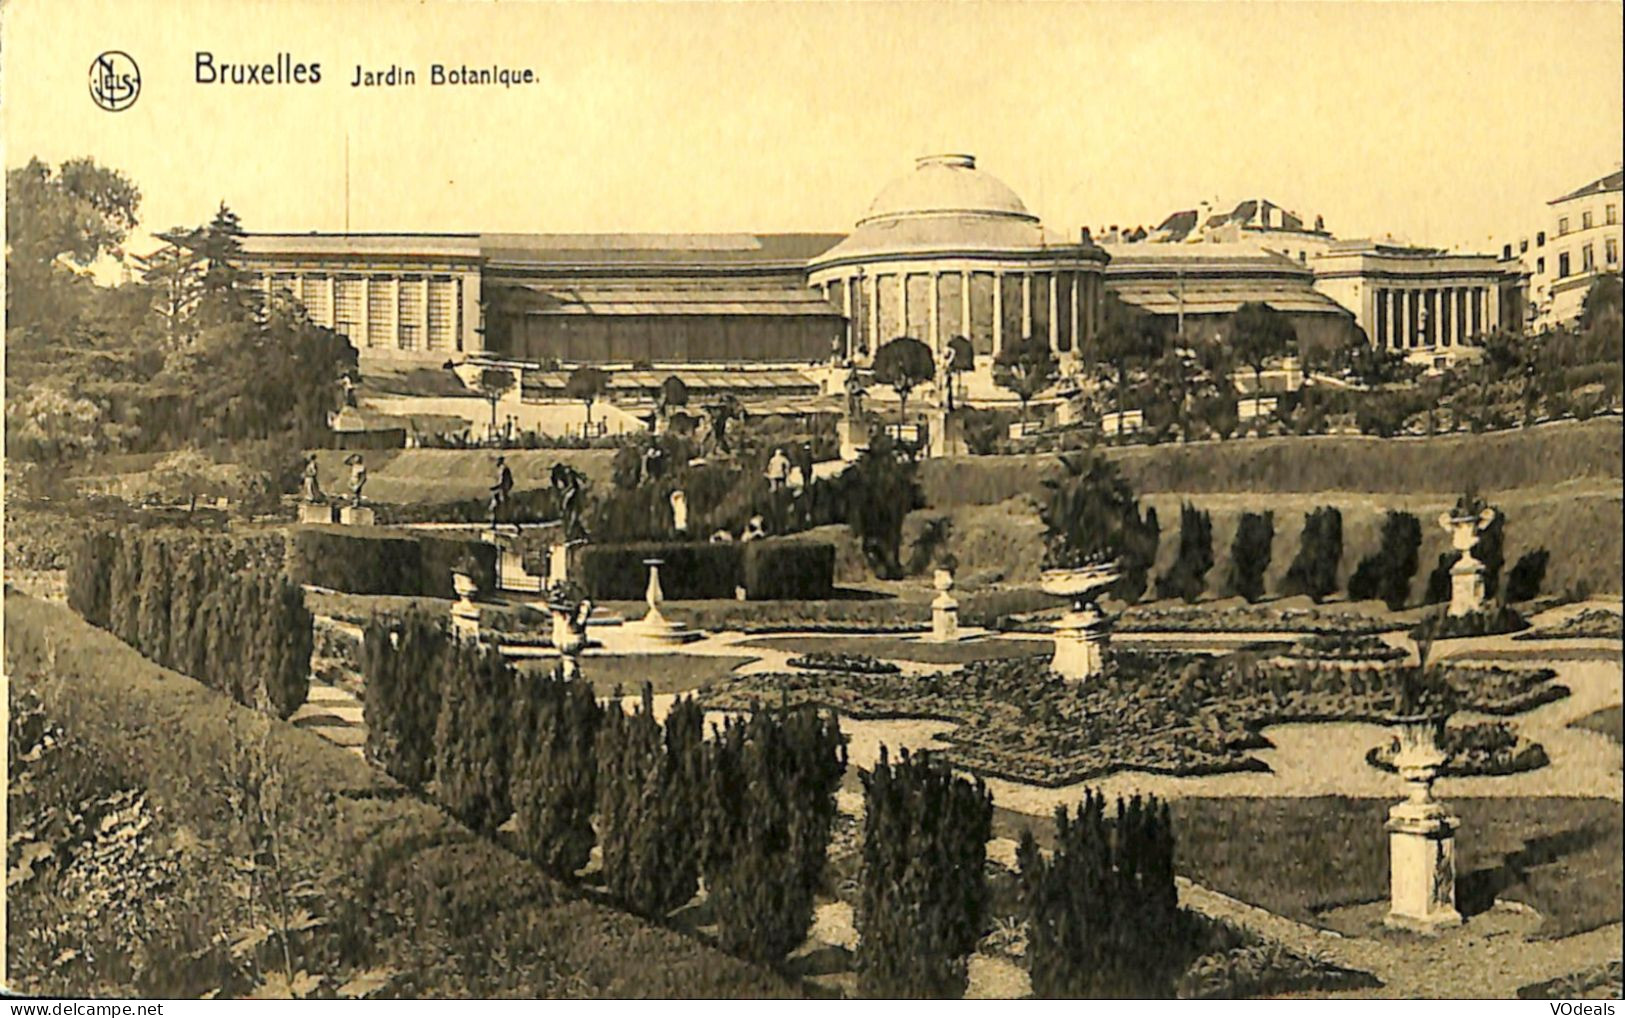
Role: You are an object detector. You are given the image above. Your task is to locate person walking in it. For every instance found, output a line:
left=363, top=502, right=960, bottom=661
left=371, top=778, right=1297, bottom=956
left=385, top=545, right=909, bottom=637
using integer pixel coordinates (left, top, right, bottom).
left=489, top=455, right=515, bottom=528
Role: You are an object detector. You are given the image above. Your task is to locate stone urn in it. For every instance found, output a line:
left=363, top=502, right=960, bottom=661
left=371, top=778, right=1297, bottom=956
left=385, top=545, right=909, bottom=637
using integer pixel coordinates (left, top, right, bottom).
left=547, top=595, right=591, bottom=677
left=1384, top=712, right=1463, bottom=933
left=450, top=572, right=482, bottom=643
left=1039, top=562, right=1121, bottom=682
left=452, top=571, right=479, bottom=602
left=1437, top=507, right=1497, bottom=617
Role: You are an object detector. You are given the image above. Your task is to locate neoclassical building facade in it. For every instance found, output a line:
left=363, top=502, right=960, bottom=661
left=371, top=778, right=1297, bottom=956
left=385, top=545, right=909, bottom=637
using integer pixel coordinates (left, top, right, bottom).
left=806, top=154, right=1109, bottom=364
left=1313, top=241, right=1508, bottom=358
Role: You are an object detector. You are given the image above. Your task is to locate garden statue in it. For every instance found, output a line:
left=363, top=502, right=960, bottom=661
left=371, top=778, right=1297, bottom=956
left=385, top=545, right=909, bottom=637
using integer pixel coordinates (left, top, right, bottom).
left=489, top=455, right=514, bottom=528
left=546, top=581, right=592, bottom=678
left=1438, top=492, right=1498, bottom=617
left=301, top=453, right=323, bottom=502
left=344, top=454, right=367, bottom=507
left=550, top=462, right=589, bottom=543
left=843, top=364, right=866, bottom=419
left=765, top=447, right=791, bottom=492
left=670, top=489, right=689, bottom=534
left=936, top=344, right=956, bottom=411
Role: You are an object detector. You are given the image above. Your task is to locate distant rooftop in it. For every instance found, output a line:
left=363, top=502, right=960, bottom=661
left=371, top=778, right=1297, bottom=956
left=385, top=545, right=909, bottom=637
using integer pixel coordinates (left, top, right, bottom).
left=239, top=232, right=846, bottom=268
left=1549, top=169, right=1624, bottom=205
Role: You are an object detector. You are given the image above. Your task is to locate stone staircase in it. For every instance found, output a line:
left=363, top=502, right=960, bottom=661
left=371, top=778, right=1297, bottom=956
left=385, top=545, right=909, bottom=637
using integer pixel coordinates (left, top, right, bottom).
left=290, top=680, right=367, bottom=758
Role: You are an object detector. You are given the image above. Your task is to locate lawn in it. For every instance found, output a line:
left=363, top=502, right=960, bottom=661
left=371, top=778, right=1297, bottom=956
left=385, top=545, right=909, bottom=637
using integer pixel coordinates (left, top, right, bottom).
left=519, top=653, right=756, bottom=697
left=744, top=634, right=1050, bottom=666
left=1014, top=796, right=1623, bottom=942
left=1570, top=705, right=1623, bottom=745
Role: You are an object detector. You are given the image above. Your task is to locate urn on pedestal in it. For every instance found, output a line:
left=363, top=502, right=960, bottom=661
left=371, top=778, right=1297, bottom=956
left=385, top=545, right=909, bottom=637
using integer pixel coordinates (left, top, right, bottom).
left=1438, top=504, right=1497, bottom=617
left=1385, top=668, right=1464, bottom=934
left=1039, top=561, right=1120, bottom=682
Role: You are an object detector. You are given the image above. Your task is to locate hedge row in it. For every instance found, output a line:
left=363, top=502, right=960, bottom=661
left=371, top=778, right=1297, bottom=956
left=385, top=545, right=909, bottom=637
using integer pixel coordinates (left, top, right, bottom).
left=3, top=593, right=800, bottom=998
left=66, top=529, right=310, bottom=718
left=287, top=524, right=498, bottom=599
left=574, top=538, right=835, bottom=601
left=360, top=620, right=848, bottom=964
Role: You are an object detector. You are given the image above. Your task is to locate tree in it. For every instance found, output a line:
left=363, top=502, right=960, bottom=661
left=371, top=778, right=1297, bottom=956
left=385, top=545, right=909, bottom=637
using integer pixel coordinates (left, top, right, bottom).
left=1093, top=295, right=1164, bottom=437
left=1227, top=510, right=1275, bottom=603
left=837, top=433, right=924, bottom=580
left=476, top=367, right=516, bottom=437
left=1038, top=452, right=1160, bottom=602
left=1155, top=502, right=1213, bottom=603
left=702, top=707, right=846, bottom=964
left=5, top=157, right=141, bottom=309
left=432, top=642, right=514, bottom=835
left=511, top=669, right=605, bottom=877
left=1504, top=548, right=1550, bottom=603
left=1229, top=301, right=1297, bottom=420
left=855, top=748, right=992, bottom=999
left=992, top=335, right=1058, bottom=432
left=1348, top=510, right=1422, bottom=610
left=871, top=336, right=934, bottom=431
left=946, top=335, right=975, bottom=412
left=565, top=365, right=610, bottom=432
left=1282, top=506, right=1343, bottom=602
left=144, top=448, right=226, bottom=512
left=658, top=374, right=689, bottom=418
left=360, top=610, right=447, bottom=791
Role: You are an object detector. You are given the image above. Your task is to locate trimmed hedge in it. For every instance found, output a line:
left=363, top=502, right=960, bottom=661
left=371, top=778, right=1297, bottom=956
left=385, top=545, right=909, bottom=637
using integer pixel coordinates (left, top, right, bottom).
left=287, top=524, right=497, bottom=599
left=743, top=539, right=836, bottom=600
left=576, top=542, right=743, bottom=601
left=3, top=593, right=801, bottom=999
left=575, top=539, right=836, bottom=601
left=66, top=529, right=309, bottom=719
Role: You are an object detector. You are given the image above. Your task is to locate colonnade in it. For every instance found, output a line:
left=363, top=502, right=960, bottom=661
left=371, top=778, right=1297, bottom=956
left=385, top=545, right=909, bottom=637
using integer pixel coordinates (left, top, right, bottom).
left=818, top=264, right=1105, bottom=363
left=254, top=270, right=477, bottom=353
left=1369, top=284, right=1499, bottom=350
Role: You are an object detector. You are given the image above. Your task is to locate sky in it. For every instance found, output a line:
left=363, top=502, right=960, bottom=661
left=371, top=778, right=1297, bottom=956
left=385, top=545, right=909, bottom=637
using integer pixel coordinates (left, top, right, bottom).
left=3, top=0, right=1622, bottom=256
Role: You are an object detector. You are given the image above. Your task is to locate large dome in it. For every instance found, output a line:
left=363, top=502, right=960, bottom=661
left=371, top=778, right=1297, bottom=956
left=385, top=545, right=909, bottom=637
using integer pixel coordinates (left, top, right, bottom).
left=858, top=154, right=1037, bottom=226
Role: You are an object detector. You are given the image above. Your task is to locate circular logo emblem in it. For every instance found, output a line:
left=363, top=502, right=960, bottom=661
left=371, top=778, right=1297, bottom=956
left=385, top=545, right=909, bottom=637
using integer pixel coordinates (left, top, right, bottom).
left=89, top=51, right=141, bottom=111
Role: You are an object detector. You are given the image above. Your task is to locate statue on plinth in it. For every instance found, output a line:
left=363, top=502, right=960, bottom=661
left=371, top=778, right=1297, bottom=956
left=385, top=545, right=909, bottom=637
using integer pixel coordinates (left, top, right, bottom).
left=343, top=454, right=367, bottom=507
left=842, top=364, right=866, bottom=420
left=670, top=489, right=689, bottom=534
left=550, top=462, right=589, bottom=543
left=302, top=453, right=324, bottom=503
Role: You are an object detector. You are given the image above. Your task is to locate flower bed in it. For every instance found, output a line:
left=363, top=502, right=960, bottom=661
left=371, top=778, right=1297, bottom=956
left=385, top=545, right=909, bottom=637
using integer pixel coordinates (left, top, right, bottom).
left=1366, top=721, right=1549, bottom=777
left=786, top=651, right=900, bottom=675
left=1278, top=633, right=1407, bottom=662
left=1000, top=603, right=1403, bottom=637
left=1412, top=605, right=1529, bottom=640
left=1173, top=921, right=1380, bottom=1000
left=1513, top=607, right=1624, bottom=641
left=699, top=652, right=1564, bottom=787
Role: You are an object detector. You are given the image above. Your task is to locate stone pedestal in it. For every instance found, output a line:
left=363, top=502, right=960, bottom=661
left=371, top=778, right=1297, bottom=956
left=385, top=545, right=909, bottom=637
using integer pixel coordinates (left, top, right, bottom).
left=1385, top=716, right=1463, bottom=934
left=1040, top=566, right=1119, bottom=682
left=1051, top=604, right=1112, bottom=681
left=549, top=543, right=572, bottom=585
left=1386, top=800, right=1463, bottom=933
left=1448, top=555, right=1487, bottom=618
left=838, top=418, right=869, bottom=462
left=299, top=502, right=336, bottom=524
left=929, top=569, right=959, bottom=642
left=626, top=559, right=701, bottom=646
left=1439, top=508, right=1496, bottom=617
left=339, top=505, right=375, bottom=526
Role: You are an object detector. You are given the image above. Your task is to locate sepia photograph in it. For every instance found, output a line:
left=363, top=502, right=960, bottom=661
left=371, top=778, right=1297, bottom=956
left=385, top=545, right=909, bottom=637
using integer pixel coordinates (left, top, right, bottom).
left=2, top=0, right=1622, bottom=1004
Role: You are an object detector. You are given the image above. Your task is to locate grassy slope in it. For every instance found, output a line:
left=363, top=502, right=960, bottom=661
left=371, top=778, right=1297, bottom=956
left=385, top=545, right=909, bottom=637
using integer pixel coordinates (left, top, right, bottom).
left=3, top=593, right=800, bottom=999
left=1570, top=705, right=1623, bottom=745
left=307, top=448, right=618, bottom=503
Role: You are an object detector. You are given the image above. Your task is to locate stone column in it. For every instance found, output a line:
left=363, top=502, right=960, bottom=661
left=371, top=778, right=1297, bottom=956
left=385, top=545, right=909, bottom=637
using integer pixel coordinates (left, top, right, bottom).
left=1070, top=273, right=1081, bottom=360
left=929, top=271, right=941, bottom=353
left=1048, top=272, right=1060, bottom=351
left=842, top=274, right=854, bottom=359
left=390, top=276, right=402, bottom=350
left=960, top=270, right=972, bottom=350
left=360, top=276, right=373, bottom=348
left=1021, top=273, right=1032, bottom=340
left=992, top=271, right=1005, bottom=354
left=422, top=276, right=433, bottom=351
left=327, top=275, right=338, bottom=329
left=1487, top=283, right=1501, bottom=332
left=897, top=273, right=909, bottom=341
left=867, top=273, right=879, bottom=356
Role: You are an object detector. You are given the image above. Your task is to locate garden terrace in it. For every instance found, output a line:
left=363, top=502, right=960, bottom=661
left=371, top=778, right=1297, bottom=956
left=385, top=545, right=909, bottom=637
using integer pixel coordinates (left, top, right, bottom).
left=3, top=592, right=800, bottom=999
left=699, top=652, right=1566, bottom=787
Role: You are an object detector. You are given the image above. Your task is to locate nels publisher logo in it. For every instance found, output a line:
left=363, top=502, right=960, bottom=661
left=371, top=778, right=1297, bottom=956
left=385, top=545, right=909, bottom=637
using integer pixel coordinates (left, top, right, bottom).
left=89, top=51, right=141, bottom=111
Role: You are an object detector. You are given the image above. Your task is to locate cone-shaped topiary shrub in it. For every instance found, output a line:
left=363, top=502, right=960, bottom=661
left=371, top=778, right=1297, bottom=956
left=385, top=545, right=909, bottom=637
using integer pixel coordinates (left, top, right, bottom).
left=511, top=666, right=605, bottom=877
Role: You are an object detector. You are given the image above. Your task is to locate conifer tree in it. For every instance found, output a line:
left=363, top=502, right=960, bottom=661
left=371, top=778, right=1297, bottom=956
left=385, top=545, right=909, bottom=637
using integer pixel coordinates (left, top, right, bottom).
left=855, top=747, right=992, bottom=998
left=362, top=610, right=446, bottom=789
left=702, top=707, right=846, bottom=963
left=1349, top=509, right=1422, bottom=609
left=597, top=687, right=706, bottom=917
left=511, top=667, right=605, bottom=877
left=433, top=641, right=514, bottom=835
left=1282, top=506, right=1343, bottom=602
left=1227, top=510, right=1275, bottom=603
left=1155, top=503, right=1214, bottom=603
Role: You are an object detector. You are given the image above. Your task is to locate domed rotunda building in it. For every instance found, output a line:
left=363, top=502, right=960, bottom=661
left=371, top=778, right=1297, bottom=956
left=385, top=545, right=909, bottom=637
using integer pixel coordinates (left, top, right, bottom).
left=807, top=154, right=1108, bottom=368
